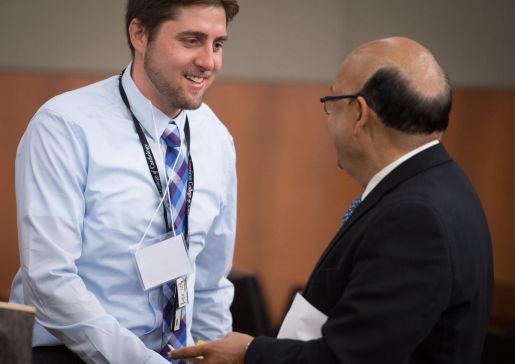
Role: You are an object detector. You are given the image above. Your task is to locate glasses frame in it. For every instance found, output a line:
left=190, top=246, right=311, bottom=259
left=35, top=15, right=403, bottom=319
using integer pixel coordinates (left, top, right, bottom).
left=320, top=93, right=362, bottom=115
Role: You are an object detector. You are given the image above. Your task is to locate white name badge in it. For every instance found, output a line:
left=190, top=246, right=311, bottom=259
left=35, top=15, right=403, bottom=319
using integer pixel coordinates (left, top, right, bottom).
left=134, top=234, right=193, bottom=291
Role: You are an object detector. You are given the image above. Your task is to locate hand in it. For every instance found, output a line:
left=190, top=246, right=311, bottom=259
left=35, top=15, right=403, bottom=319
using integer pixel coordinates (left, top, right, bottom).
left=170, top=332, right=254, bottom=364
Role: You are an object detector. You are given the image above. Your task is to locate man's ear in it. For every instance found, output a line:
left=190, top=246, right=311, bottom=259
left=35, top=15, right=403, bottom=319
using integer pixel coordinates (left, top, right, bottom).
left=353, top=95, right=369, bottom=135
left=128, top=18, right=148, bottom=55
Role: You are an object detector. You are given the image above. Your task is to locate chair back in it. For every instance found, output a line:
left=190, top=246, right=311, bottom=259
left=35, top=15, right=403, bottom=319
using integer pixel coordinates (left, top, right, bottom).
left=0, top=301, right=35, bottom=364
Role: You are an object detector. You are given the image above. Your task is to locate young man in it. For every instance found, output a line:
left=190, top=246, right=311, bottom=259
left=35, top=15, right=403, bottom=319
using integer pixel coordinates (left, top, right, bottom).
left=9, top=1, right=239, bottom=363
left=172, top=37, right=493, bottom=364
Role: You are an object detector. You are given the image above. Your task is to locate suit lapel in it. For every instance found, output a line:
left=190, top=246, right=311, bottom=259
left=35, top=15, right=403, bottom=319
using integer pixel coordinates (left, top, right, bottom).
left=306, top=144, right=452, bottom=289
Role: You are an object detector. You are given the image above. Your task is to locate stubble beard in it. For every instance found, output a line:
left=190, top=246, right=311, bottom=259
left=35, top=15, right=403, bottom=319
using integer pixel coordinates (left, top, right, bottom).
left=143, top=51, right=204, bottom=112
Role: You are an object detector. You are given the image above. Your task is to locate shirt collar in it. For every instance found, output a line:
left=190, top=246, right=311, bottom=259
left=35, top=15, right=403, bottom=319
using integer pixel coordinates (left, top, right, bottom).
left=121, top=62, right=186, bottom=141
left=361, top=139, right=440, bottom=200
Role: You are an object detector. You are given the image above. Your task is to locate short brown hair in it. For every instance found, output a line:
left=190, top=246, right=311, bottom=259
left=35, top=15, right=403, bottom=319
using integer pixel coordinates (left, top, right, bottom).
left=125, top=0, right=239, bottom=57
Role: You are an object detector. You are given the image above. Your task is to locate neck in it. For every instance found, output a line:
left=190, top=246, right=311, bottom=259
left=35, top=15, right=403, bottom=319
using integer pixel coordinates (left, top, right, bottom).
left=130, top=59, right=182, bottom=119
left=380, top=126, right=440, bottom=160
left=360, top=132, right=440, bottom=186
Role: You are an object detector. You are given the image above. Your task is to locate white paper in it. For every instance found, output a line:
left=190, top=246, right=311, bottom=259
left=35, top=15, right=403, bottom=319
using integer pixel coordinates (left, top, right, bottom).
left=277, top=292, right=328, bottom=340
left=134, top=235, right=192, bottom=290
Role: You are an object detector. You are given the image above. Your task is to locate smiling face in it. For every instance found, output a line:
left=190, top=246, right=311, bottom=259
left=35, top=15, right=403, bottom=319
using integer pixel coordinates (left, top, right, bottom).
left=130, top=5, right=228, bottom=118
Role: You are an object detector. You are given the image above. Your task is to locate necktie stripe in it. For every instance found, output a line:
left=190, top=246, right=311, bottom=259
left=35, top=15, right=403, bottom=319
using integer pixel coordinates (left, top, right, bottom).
left=340, top=196, right=362, bottom=227
left=161, top=121, right=189, bottom=361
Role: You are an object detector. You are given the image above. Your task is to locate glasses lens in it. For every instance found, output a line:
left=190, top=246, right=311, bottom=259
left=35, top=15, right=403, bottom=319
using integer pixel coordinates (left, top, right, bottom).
left=325, top=100, right=334, bottom=115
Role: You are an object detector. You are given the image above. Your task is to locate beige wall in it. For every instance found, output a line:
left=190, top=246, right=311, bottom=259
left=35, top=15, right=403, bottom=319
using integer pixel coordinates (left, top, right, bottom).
left=1, top=0, right=514, bottom=86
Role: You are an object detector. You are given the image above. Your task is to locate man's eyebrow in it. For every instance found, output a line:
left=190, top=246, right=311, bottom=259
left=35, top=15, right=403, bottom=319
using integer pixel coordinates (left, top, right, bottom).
left=178, top=31, right=206, bottom=39
left=177, top=31, right=228, bottom=42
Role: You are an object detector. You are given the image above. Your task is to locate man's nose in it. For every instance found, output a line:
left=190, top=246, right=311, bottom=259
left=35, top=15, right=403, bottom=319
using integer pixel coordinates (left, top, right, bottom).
left=194, top=45, right=216, bottom=71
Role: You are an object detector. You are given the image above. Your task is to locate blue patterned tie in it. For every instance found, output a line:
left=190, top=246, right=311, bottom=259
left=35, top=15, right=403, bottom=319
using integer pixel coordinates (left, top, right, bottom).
left=340, top=196, right=362, bottom=227
left=161, top=121, right=189, bottom=362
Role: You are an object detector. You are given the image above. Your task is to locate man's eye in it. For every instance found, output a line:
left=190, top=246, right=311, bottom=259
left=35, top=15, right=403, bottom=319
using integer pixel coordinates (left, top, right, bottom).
left=214, top=41, right=224, bottom=51
left=182, top=38, right=199, bottom=47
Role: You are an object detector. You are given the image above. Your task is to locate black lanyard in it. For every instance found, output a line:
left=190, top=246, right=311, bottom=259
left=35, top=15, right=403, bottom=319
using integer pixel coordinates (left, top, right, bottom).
left=118, top=71, right=194, bottom=237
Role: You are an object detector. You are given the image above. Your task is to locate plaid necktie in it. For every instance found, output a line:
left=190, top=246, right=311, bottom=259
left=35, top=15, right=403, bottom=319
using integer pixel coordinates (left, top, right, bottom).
left=340, top=196, right=362, bottom=227
left=161, top=121, right=189, bottom=362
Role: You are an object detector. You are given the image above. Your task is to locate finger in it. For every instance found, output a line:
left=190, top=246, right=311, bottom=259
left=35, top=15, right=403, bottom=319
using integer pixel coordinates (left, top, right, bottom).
left=170, top=345, right=204, bottom=360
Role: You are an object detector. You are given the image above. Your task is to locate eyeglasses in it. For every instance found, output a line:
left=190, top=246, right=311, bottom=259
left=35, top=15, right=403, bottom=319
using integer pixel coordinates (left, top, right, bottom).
left=320, top=93, right=362, bottom=115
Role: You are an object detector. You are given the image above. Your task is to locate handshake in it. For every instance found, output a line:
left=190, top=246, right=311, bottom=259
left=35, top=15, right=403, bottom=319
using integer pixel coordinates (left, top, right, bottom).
left=168, top=340, right=206, bottom=360
left=168, top=333, right=253, bottom=364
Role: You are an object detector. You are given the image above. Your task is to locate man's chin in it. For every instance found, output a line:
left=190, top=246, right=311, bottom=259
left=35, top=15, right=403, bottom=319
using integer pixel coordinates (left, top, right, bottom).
left=337, top=159, right=345, bottom=170
left=183, top=102, right=202, bottom=111
left=177, top=98, right=203, bottom=111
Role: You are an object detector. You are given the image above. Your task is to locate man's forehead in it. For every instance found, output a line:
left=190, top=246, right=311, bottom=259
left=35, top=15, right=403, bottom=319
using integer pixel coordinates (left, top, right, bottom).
left=172, top=4, right=227, bottom=21
left=332, top=64, right=355, bottom=93
left=334, top=50, right=389, bottom=92
left=163, top=5, right=228, bottom=36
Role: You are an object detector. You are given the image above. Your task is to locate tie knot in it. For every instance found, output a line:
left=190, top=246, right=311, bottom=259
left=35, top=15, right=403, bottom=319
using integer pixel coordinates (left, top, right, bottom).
left=162, top=122, right=181, bottom=149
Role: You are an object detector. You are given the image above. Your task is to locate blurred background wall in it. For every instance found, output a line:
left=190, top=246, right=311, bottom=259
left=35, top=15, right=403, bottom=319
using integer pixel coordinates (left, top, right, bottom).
left=1, top=0, right=514, bottom=332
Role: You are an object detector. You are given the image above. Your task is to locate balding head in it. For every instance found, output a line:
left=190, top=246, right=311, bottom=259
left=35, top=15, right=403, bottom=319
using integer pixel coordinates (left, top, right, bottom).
left=335, top=36, right=451, bottom=134
left=346, top=37, right=444, bottom=96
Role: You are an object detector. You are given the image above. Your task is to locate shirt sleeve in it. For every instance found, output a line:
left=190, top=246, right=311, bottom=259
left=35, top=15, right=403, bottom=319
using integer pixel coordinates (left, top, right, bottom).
left=16, top=109, right=170, bottom=364
left=190, top=134, right=237, bottom=341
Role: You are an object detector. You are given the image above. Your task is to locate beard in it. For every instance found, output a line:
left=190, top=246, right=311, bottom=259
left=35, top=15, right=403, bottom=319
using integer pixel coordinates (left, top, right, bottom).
left=143, top=48, right=205, bottom=112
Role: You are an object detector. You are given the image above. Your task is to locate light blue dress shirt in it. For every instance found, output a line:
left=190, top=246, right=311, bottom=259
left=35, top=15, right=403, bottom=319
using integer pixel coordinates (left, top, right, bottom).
left=9, top=64, right=237, bottom=364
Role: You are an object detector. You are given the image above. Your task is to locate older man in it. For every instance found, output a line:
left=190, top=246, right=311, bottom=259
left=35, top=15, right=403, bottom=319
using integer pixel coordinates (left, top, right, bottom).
left=172, top=37, right=493, bottom=364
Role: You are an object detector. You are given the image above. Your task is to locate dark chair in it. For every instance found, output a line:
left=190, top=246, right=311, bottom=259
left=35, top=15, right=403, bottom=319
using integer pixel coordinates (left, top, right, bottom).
left=228, top=270, right=272, bottom=336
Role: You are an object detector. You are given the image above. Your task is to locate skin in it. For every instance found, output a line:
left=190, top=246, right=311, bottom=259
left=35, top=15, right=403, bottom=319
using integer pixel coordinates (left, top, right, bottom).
left=328, top=36, right=445, bottom=187
left=170, top=332, right=252, bottom=364
left=170, top=36, right=447, bottom=364
left=128, top=5, right=228, bottom=119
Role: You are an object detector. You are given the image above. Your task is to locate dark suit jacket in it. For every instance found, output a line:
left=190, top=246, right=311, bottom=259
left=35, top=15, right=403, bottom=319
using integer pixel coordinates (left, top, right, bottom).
left=246, top=144, right=493, bottom=364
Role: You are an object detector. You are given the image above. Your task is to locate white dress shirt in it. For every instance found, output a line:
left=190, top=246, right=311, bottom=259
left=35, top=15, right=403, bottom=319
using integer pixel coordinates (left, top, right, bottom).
left=9, top=63, right=237, bottom=364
